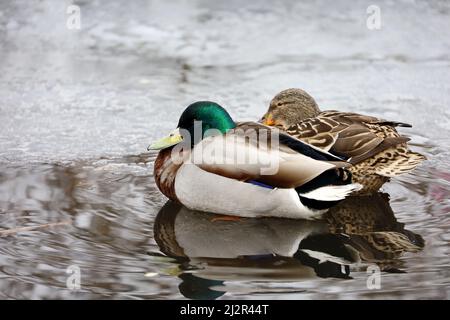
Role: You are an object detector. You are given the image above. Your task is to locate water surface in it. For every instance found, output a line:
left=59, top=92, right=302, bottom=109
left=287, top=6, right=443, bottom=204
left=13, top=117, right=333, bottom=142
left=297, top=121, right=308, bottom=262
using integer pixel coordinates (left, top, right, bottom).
left=0, top=0, right=449, bottom=299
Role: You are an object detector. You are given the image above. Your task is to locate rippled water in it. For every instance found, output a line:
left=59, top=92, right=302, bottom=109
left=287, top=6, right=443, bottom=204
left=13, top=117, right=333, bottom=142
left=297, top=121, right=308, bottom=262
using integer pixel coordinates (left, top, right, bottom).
left=1, top=0, right=449, bottom=299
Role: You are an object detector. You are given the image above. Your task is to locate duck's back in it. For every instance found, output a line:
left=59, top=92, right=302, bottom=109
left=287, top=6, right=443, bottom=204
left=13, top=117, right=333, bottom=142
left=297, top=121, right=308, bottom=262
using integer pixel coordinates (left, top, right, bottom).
left=284, top=111, right=426, bottom=194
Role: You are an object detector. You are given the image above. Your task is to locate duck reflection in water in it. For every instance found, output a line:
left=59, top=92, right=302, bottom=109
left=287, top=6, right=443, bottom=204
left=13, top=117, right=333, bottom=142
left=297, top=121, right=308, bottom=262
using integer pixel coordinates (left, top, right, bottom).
left=153, top=193, right=424, bottom=299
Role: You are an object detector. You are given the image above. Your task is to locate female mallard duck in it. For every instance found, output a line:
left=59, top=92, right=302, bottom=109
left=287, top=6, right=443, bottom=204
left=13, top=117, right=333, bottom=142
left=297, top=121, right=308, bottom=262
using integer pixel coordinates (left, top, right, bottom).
left=261, top=88, right=426, bottom=194
left=149, top=101, right=362, bottom=219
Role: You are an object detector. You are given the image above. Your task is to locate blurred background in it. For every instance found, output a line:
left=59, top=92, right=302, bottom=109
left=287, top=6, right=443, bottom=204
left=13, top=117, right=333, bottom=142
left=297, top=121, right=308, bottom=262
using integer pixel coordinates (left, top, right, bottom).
left=0, top=0, right=449, bottom=299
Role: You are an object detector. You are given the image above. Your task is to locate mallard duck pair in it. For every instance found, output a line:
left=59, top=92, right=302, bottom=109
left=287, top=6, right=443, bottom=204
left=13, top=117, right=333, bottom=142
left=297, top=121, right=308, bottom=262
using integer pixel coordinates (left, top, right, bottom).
left=149, top=89, right=425, bottom=219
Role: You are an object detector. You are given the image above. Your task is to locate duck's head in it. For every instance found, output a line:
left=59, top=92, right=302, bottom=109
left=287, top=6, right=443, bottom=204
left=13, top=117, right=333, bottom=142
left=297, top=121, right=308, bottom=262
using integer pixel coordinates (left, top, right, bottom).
left=261, top=88, right=321, bottom=128
left=148, top=101, right=236, bottom=150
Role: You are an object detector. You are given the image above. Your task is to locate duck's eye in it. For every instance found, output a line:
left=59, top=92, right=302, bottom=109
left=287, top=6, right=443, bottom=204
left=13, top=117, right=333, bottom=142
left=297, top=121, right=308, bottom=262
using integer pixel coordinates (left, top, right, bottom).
left=277, top=102, right=283, bottom=107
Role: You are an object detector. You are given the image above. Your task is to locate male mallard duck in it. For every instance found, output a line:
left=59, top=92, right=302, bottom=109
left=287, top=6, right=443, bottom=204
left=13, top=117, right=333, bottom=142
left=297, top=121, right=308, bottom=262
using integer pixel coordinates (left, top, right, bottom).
left=149, top=101, right=362, bottom=219
left=261, top=89, right=426, bottom=194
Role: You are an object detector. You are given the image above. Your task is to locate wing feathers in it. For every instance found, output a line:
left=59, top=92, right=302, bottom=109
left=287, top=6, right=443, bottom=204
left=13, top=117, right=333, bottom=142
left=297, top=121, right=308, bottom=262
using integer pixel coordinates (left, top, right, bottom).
left=348, top=136, right=411, bottom=165
left=192, top=124, right=349, bottom=189
left=284, top=112, right=418, bottom=166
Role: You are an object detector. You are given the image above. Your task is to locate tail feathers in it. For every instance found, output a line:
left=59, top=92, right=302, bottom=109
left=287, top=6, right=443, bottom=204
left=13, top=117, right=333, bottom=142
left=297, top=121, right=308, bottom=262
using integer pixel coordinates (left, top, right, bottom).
left=295, top=168, right=352, bottom=194
left=299, top=183, right=362, bottom=202
left=296, top=167, right=358, bottom=211
left=375, top=121, right=412, bottom=128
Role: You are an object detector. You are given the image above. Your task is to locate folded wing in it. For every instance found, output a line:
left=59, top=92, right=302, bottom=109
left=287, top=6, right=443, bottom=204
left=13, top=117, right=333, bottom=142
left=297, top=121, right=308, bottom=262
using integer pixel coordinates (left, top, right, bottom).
left=191, top=122, right=351, bottom=188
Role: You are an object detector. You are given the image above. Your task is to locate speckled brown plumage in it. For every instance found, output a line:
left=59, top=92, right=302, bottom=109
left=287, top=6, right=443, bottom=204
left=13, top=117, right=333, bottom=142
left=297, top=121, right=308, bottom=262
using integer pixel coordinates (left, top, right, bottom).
left=262, top=89, right=427, bottom=194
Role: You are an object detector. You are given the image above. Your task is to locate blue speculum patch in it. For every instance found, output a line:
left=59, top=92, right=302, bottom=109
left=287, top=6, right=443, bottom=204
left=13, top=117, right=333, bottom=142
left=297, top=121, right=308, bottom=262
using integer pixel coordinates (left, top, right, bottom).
left=247, top=180, right=275, bottom=189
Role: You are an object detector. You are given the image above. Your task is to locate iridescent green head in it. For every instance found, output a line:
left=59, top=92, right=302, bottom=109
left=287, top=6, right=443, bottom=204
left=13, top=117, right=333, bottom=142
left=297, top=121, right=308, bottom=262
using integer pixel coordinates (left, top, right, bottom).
left=148, top=101, right=236, bottom=150
left=178, top=101, right=236, bottom=136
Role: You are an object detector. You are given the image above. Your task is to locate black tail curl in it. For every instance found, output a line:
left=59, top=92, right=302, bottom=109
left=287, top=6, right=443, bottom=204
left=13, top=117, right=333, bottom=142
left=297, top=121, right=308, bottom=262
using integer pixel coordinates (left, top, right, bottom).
left=296, top=168, right=353, bottom=211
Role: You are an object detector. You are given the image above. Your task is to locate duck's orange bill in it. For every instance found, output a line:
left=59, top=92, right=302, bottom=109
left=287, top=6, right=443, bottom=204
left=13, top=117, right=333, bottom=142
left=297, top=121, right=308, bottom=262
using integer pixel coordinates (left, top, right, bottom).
left=263, top=113, right=275, bottom=126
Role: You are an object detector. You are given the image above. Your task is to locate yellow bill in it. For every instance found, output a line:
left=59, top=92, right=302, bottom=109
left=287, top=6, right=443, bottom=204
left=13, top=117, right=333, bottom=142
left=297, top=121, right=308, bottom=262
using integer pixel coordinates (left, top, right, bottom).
left=147, top=128, right=183, bottom=151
